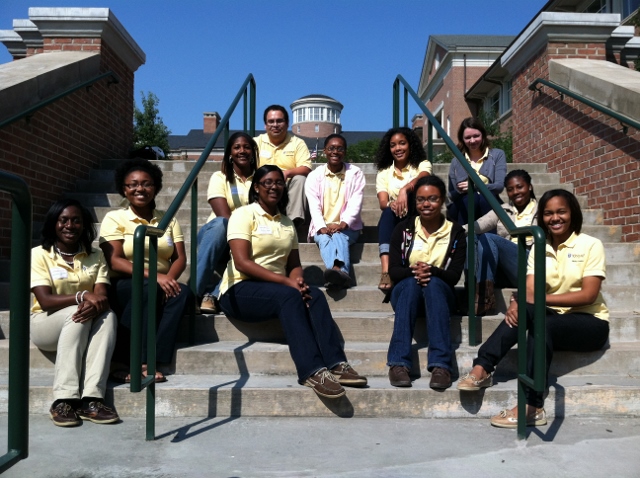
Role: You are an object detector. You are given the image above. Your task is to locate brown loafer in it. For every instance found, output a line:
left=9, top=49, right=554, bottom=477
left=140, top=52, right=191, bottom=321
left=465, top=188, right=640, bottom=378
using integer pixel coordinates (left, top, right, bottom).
left=389, top=365, right=412, bottom=387
left=304, top=369, right=346, bottom=398
left=331, top=362, right=367, bottom=387
left=429, top=367, right=452, bottom=390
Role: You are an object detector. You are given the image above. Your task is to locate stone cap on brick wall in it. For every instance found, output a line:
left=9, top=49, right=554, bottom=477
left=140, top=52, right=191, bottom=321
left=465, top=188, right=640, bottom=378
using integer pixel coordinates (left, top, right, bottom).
left=0, top=30, right=26, bottom=58
left=13, top=19, right=43, bottom=52
left=549, top=58, right=640, bottom=123
left=28, top=7, right=145, bottom=71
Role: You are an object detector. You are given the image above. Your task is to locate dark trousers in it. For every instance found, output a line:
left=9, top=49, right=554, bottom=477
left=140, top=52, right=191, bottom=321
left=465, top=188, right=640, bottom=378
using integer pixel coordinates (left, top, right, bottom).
left=110, top=278, right=191, bottom=364
left=474, top=303, right=609, bottom=407
left=377, top=207, right=405, bottom=254
left=448, top=192, right=501, bottom=231
left=218, top=281, right=347, bottom=382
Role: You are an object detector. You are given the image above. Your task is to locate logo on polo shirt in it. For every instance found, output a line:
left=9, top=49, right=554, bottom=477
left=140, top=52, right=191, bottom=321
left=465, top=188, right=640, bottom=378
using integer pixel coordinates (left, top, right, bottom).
left=568, top=253, right=585, bottom=261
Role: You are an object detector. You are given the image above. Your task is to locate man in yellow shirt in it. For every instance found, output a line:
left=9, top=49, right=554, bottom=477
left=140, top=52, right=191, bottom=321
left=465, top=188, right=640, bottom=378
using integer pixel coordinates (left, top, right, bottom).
left=254, top=105, right=311, bottom=226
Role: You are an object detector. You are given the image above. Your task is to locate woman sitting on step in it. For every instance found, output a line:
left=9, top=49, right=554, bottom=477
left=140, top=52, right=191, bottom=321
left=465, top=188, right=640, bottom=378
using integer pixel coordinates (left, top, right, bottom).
left=305, top=134, right=365, bottom=289
left=31, top=199, right=119, bottom=427
left=447, top=117, right=507, bottom=227
left=375, top=127, right=432, bottom=292
left=458, top=189, right=609, bottom=429
left=467, top=169, right=538, bottom=315
left=100, top=159, right=192, bottom=384
left=196, top=132, right=258, bottom=312
left=387, top=175, right=466, bottom=390
left=218, top=165, right=367, bottom=398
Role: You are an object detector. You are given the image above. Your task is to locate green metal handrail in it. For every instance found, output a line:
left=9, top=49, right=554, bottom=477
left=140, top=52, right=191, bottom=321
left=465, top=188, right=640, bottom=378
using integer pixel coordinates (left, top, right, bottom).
left=129, top=73, right=256, bottom=440
left=393, top=74, right=546, bottom=439
left=529, top=78, right=640, bottom=134
left=0, top=71, right=120, bottom=130
left=0, top=171, right=32, bottom=473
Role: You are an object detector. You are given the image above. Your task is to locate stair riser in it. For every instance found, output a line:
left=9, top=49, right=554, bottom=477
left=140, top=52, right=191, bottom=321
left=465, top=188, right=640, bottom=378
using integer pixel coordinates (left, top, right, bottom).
left=4, top=383, right=639, bottom=419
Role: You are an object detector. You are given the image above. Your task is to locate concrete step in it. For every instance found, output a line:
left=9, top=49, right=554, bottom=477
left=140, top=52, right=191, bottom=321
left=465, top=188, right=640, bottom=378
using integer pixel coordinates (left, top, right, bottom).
left=4, top=370, right=638, bottom=419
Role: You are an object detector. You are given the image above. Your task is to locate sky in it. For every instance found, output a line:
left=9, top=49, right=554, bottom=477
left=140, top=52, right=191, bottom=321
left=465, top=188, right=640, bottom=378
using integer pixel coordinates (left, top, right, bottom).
left=1, top=1, right=547, bottom=135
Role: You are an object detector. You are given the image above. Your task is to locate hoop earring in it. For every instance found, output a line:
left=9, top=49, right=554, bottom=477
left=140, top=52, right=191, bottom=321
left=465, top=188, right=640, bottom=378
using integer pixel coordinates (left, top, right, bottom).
left=229, top=157, right=233, bottom=164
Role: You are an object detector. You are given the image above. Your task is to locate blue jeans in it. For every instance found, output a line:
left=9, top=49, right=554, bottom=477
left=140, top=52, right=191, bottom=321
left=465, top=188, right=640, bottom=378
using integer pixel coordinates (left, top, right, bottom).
left=218, top=281, right=347, bottom=382
left=475, top=233, right=527, bottom=287
left=314, top=228, right=360, bottom=273
left=448, top=192, right=501, bottom=231
left=474, top=304, right=609, bottom=407
left=196, top=217, right=229, bottom=297
left=387, top=276, right=455, bottom=372
left=378, top=207, right=404, bottom=255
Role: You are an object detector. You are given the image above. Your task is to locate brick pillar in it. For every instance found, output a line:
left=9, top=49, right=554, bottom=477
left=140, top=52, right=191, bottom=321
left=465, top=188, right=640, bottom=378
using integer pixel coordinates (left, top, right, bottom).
left=204, top=112, right=221, bottom=134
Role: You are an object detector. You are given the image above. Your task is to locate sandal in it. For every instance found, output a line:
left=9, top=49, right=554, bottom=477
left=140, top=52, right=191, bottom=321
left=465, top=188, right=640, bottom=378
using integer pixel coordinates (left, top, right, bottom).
left=109, top=369, right=132, bottom=384
left=142, top=365, right=168, bottom=383
left=378, top=272, right=392, bottom=292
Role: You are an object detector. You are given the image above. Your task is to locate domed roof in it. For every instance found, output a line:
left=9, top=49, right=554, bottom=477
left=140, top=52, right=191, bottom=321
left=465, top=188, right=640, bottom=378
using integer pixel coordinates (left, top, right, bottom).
left=298, top=94, right=336, bottom=101
left=291, top=94, right=343, bottom=110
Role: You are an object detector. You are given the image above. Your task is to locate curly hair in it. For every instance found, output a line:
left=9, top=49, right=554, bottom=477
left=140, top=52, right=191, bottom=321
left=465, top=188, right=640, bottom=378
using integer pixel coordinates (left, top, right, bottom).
left=456, top=117, right=490, bottom=155
left=114, top=158, right=163, bottom=197
left=221, top=132, right=259, bottom=183
left=505, top=169, right=536, bottom=200
left=248, top=165, right=289, bottom=213
left=537, top=189, right=582, bottom=237
left=41, top=198, right=96, bottom=253
left=374, top=127, right=426, bottom=171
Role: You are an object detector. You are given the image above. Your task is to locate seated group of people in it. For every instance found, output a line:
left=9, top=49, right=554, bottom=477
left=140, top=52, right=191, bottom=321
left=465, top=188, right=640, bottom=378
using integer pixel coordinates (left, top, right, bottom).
left=31, top=109, right=609, bottom=432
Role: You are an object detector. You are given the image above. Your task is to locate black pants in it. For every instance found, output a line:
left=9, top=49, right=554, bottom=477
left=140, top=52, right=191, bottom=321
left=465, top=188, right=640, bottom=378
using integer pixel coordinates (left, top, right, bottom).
left=474, top=303, right=609, bottom=407
left=110, top=278, right=191, bottom=364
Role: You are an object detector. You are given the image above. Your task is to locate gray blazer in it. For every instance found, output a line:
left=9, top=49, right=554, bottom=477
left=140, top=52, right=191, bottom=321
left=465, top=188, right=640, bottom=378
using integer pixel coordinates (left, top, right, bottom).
left=448, top=148, right=507, bottom=202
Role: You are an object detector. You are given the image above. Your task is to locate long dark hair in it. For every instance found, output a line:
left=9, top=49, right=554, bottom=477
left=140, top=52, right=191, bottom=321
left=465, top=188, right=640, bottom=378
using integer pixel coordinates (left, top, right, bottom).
left=41, top=198, right=96, bottom=253
left=221, top=132, right=259, bottom=183
left=374, top=127, right=426, bottom=171
left=537, top=189, right=582, bottom=237
left=456, top=117, right=489, bottom=155
left=248, top=165, right=289, bottom=213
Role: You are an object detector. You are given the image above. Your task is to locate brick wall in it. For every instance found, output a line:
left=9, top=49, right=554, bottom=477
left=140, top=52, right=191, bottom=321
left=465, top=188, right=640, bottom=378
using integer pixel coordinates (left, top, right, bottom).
left=0, top=42, right=135, bottom=258
left=512, top=42, right=640, bottom=242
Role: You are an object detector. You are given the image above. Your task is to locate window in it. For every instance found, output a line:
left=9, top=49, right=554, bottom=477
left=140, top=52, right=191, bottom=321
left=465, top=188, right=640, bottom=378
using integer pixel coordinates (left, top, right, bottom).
left=503, top=80, right=512, bottom=113
left=489, top=91, right=500, bottom=117
left=310, top=107, right=321, bottom=121
left=432, top=108, right=444, bottom=139
left=315, top=124, right=319, bottom=132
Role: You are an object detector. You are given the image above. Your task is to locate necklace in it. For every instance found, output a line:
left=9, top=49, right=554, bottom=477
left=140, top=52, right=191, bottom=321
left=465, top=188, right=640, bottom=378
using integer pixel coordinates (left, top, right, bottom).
left=55, top=245, right=80, bottom=257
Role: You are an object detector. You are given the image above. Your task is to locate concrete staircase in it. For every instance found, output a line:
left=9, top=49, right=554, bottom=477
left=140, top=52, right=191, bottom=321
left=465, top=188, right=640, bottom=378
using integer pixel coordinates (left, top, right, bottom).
left=1, top=160, right=639, bottom=420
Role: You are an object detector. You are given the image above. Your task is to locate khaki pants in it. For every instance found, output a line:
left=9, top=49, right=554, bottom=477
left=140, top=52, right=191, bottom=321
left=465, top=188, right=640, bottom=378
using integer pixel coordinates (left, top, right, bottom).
left=31, top=306, right=117, bottom=400
left=286, top=175, right=308, bottom=223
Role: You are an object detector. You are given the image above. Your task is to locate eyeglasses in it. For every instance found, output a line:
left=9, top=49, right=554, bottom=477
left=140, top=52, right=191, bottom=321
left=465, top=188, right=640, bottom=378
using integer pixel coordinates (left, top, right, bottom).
left=266, top=119, right=286, bottom=125
left=124, top=182, right=155, bottom=190
left=259, top=179, right=286, bottom=188
left=416, top=196, right=442, bottom=205
left=325, top=147, right=346, bottom=153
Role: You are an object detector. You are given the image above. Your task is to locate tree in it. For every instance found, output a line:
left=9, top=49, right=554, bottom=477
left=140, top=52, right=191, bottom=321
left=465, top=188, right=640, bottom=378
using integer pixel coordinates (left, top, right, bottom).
left=344, top=138, right=381, bottom=163
left=132, top=91, right=171, bottom=158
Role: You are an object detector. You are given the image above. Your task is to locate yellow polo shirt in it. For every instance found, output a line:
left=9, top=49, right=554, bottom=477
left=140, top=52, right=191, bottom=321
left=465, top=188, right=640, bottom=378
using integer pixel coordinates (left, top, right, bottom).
left=219, top=202, right=297, bottom=296
left=408, top=216, right=452, bottom=268
left=205, top=170, right=254, bottom=223
left=510, top=199, right=537, bottom=244
left=30, top=245, right=110, bottom=314
left=527, top=232, right=608, bottom=321
left=99, top=207, right=184, bottom=276
left=254, top=133, right=311, bottom=171
left=322, top=166, right=346, bottom=225
left=376, top=160, right=432, bottom=201
left=465, top=149, right=489, bottom=184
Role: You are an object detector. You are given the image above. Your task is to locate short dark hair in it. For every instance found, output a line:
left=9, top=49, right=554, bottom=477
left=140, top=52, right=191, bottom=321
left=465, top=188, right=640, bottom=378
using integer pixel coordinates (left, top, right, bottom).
left=263, top=105, right=289, bottom=125
left=248, top=165, right=289, bottom=213
left=114, top=158, right=163, bottom=197
left=41, top=198, right=96, bottom=253
left=221, top=132, right=259, bottom=183
left=324, top=133, right=347, bottom=149
left=414, top=174, right=446, bottom=199
left=505, top=169, right=536, bottom=199
left=456, top=117, right=489, bottom=155
left=537, top=189, right=582, bottom=237
left=374, top=127, right=427, bottom=171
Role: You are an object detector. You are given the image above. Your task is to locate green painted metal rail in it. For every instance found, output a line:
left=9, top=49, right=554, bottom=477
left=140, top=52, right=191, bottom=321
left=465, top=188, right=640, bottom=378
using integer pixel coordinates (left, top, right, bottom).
left=0, top=171, right=32, bottom=473
left=129, top=73, right=256, bottom=440
left=393, top=74, right=547, bottom=439
left=0, top=71, right=120, bottom=130
left=529, top=78, right=640, bottom=134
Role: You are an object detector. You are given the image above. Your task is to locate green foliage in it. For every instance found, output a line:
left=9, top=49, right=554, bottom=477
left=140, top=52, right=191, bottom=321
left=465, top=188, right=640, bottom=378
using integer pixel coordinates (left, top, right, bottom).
left=431, top=149, right=454, bottom=163
left=344, top=138, right=381, bottom=163
left=133, top=91, right=171, bottom=158
left=477, top=108, right=513, bottom=163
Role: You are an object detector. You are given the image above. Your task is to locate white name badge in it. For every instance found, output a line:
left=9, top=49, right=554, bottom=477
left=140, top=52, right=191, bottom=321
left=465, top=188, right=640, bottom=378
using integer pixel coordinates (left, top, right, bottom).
left=257, top=225, right=273, bottom=235
left=413, top=240, right=424, bottom=251
left=50, top=267, right=68, bottom=280
left=261, top=151, right=272, bottom=159
left=166, top=236, right=174, bottom=247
